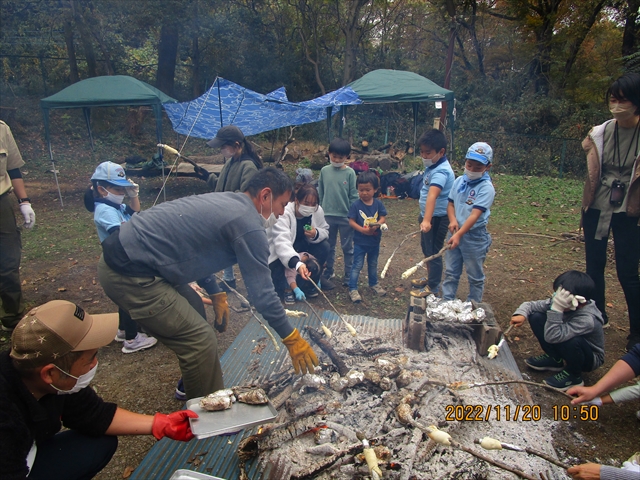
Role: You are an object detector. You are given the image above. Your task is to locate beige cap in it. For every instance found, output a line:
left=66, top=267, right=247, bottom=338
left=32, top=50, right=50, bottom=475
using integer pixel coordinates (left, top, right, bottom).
left=10, top=300, right=118, bottom=368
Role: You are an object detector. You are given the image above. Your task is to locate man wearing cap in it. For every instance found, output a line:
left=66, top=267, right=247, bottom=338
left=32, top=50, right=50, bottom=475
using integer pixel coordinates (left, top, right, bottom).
left=97, top=167, right=319, bottom=401
left=442, top=142, right=495, bottom=303
left=0, top=300, right=197, bottom=480
left=0, top=121, right=36, bottom=332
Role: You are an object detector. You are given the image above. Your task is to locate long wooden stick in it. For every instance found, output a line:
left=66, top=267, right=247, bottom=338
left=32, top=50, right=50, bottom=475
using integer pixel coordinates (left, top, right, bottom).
left=380, top=229, right=420, bottom=278
left=401, top=244, right=450, bottom=279
left=451, top=379, right=574, bottom=400
left=450, top=440, right=539, bottom=480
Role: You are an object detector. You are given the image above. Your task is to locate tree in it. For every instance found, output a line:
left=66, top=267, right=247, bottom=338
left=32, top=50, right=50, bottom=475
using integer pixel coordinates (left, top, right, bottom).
left=156, top=19, right=179, bottom=95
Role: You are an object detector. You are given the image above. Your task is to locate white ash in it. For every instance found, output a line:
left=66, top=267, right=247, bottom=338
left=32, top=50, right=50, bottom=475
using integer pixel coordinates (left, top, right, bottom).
left=255, top=322, right=568, bottom=480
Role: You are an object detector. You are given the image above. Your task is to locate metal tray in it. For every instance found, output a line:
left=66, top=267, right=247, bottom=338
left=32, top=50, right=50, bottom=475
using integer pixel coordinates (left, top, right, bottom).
left=186, top=397, right=277, bottom=439
left=169, top=469, right=225, bottom=480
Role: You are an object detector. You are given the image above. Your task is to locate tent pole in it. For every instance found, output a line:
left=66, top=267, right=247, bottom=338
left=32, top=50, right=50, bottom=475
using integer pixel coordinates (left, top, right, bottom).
left=216, top=78, right=223, bottom=127
left=154, top=104, right=166, bottom=202
left=412, top=102, right=418, bottom=158
left=42, top=109, right=64, bottom=207
left=326, top=107, right=332, bottom=142
left=384, top=115, right=389, bottom=145
left=338, top=105, right=346, bottom=138
left=83, top=108, right=94, bottom=151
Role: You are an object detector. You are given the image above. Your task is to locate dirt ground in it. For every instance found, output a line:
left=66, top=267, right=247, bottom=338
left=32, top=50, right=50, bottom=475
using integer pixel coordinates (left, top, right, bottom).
left=0, top=111, right=638, bottom=478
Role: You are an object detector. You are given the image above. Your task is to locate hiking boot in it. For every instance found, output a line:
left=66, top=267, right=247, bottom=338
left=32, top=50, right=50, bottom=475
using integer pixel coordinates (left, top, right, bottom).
left=543, top=370, right=584, bottom=391
left=525, top=353, right=564, bottom=372
left=410, top=287, right=432, bottom=298
left=349, top=290, right=362, bottom=303
left=122, top=333, right=158, bottom=353
left=175, top=378, right=187, bottom=401
left=320, top=276, right=335, bottom=290
left=411, top=277, right=428, bottom=288
left=371, top=284, right=386, bottom=296
left=219, top=279, right=236, bottom=292
left=284, top=290, right=295, bottom=305
left=114, top=329, right=126, bottom=342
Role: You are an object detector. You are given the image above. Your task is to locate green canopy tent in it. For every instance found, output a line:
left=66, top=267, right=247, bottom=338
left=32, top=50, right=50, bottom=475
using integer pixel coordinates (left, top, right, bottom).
left=40, top=75, right=177, bottom=206
left=328, top=69, right=455, bottom=157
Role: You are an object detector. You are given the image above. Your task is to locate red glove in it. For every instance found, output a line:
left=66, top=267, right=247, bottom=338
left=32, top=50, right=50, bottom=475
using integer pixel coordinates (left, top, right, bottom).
left=152, top=410, right=198, bottom=441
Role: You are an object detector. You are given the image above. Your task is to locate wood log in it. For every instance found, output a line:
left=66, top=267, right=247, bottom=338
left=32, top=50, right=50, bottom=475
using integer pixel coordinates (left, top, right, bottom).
left=376, top=142, right=392, bottom=152
left=306, top=327, right=349, bottom=376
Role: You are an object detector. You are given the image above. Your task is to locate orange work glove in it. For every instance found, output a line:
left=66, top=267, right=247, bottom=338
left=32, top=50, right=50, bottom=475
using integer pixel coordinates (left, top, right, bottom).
left=152, top=410, right=198, bottom=441
left=210, top=292, right=229, bottom=333
left=282, top=328, right=319, bottom=374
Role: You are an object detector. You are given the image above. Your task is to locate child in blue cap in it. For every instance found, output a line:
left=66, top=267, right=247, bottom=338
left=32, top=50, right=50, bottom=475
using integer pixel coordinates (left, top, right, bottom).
left=442, top=142, right=495, bottom=302
left=85, top=161, right=158, bottom=354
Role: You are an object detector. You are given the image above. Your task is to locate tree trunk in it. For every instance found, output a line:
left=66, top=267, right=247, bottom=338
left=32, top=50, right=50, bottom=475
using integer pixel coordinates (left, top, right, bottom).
left=157, top=21, right=179, bottom=96
left=192, top=35, right=201, bottom=97
left=340, top=0, right=369, bottom=86
left=91, top=30, right=115, bottom=75
left=63, top=20, right=79, bottom=83
left=71, top=0, right=97, bottom=77
left=300, top=30, right=326, bottom=94
left=622, top=0, right=640, bottom=57
left=560, top=0, right=607, bottom=89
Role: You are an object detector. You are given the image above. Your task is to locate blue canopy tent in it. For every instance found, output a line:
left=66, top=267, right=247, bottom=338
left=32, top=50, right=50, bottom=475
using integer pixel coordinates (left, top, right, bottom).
left=163, top=77, right=361, bottom=140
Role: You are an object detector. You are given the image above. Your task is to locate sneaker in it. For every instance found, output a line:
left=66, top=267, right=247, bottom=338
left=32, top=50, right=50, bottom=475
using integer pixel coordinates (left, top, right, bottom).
left=175, top=378, right=187, bottom=401
left=219, top=279, right=236, bottom=292
left=602, top=317, right=610, bottom=329
left=411, top=277, right=428, bottom=288
left=410, top=287, right=432, bottom=298
left=114, top=329, right=126, bottom=342
left=1, top=324, right=15, bottom=332
left=371, top=284, right=386, bottom=296
left=525, top=353, right=564, bottom=372
left=284, top=291, right=295, bottom=305
left=307, top=290, right=319, bottom=298
left=320, top=276, right=335, bottom=290
left=122, top=333, right=158, bottom=353
left=349, top=290, right=362, bottom=303
left=543, top=370, right=584, bottom=391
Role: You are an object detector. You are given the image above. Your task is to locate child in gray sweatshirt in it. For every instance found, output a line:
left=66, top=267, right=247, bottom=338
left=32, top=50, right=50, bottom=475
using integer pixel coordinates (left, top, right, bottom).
left=511, top=270, right=605, bottom=391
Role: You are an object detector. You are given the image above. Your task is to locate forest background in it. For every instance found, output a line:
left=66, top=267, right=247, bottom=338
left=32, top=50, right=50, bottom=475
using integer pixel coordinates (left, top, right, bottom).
left=1, top=0, right=639, bottom=176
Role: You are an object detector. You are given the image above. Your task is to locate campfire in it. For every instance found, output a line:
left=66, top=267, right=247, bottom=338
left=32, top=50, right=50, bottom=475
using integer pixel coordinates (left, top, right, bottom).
left=235, top=299, right=565, bottom=480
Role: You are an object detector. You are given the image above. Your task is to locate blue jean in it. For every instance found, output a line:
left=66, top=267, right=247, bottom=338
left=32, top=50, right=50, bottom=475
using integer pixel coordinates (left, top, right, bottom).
left=442, top=227, right=492, bottom=302
left=325, top=216, right=354, bottom=279
left=419, top=214, right=449, bottom=295
left=349, top=243, right=380, bottom=290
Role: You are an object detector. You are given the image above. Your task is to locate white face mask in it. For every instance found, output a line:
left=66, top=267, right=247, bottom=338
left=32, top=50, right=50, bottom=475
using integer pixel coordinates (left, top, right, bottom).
left=422, top=156, right=436, bottom=168
left=260, top=194, right=278, bottom=229
left=52, top=362, right=98, bottom=395
left=330, top=161, right=344, bottom=168
left=610, top=102, right=638, bottom=122
left=105, top=191, right=125, bottom=205
left=464, top=168, right=484, bottom=181
left=297, top=204, right=317, bottom=217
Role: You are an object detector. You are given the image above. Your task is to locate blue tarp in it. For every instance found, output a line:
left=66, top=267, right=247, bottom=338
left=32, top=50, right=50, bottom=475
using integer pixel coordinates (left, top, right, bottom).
left=163, top=77, right=361, bottom=139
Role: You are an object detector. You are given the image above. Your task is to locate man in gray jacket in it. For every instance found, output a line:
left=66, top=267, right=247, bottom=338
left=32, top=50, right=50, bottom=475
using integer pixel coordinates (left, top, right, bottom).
left=510, top=270, right=605, bottom=391
left=98, top=168, right=318, bottom=400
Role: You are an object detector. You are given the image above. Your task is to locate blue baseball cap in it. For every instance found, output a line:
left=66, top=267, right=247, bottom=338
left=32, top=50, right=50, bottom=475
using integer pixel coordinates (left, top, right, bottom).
left=465, top=142, right=493, bottom=165
left=90, top=161, right=131, bottom=186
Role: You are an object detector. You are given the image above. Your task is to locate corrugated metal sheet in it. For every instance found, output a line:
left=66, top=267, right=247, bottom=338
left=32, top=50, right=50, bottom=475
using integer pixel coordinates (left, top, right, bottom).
left=130, top=305, right=529, bottom=480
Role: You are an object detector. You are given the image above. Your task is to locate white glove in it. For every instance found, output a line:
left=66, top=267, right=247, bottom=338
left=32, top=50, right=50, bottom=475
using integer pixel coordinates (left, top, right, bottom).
left=551, top=287, right=579, bottom=312
left=380, top=223, right=389, bottom=231
left=19, top=203, right=35, bottom=229
left=125, top=180, right=139, bottom=198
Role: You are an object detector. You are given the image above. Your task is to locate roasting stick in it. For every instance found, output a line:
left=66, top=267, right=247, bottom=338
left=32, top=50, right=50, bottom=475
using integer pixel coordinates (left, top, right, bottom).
left=157, top=143, right=200, bottom=168
left=302, top=298, right=333, bottom=339
left=487, top=324, right=515, bottom=359
left=380, top=229, right=420, bottom=279
left=447, top=379, right=574, bottom=399
left=474, top=437, right=570, bottom=469
left=401, top=419, right=538, bottom=480
left=308, top=278, right=369, bottom=353
left=401, top=244, right=450, bottom=279
left=215, top=275, right=280, bottom=351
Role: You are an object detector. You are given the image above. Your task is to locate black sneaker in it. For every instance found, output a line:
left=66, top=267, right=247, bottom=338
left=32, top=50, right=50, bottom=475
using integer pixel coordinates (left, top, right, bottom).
left=543, top=370, right=584, bottom=391
left=307, top=290, right=319, bottom=298
left=320, top=276, right=335, bottom=290
left=525, top=353, right=564, bottom=372
left=284, top=291, right=295, bottom=305
left=219, top=279, right=236, bottom=292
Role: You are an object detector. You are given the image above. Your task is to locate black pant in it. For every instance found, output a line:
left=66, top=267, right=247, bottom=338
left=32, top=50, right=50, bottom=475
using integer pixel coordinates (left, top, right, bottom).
left=28, top=430, right=118, bottom=480
left=418, top=215, right=450, bottom=294
left=0, top=193, right=23, bottom=328
left=529, top=311, right=595, bottom=375
left=583, top=208, right=640, bottom=337
left=269, top=260, right=289, bottom=299
left=292, top=237, right=331, bottom=270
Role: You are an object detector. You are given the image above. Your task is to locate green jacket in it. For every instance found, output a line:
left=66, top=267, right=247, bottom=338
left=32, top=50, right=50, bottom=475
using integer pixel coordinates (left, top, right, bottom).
left=317, top=165, right=359, bottom=217
left=207, top=154, right=258, bottom=193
